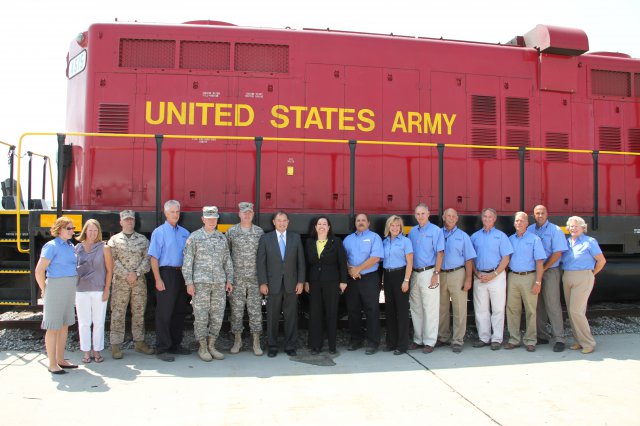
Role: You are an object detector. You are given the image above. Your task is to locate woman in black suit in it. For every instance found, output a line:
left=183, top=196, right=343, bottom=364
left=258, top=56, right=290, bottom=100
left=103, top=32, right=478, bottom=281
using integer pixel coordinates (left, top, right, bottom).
left=304, top=216, right=348, bottom=354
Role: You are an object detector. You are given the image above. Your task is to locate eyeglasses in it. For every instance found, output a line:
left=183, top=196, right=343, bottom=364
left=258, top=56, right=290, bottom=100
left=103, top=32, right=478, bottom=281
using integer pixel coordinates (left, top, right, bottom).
left=65, top=227, right=75, bottom=231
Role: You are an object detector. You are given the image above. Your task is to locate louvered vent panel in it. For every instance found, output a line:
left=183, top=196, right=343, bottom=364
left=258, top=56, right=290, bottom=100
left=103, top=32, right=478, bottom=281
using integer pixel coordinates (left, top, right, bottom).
left=98, top=104, right=129, bottom=134
left=591, top=70, right=631, bottom=97
left=545, top=132, right=569, bottom=162
left=471, top=95, right=497, bottom=125
left=119, top=39, right=175, bottom=68
left=628, top=128, right=640, bottom=152
left=471, top=128, right=497, bottom=159
left=599, top=126, right=622, bottom=151
left=505, top=97, right=530, bottom=127
left=635, top=74, right=640, bottom=98
left=180, top=41, right=230, bottom=70
left=505, top=129, right=531, bottom=160
left=234, top=43, right=289, bottom=73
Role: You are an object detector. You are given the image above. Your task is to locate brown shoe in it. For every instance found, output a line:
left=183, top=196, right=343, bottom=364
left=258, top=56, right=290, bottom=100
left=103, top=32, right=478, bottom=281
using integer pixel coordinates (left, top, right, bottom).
left=422, top=345, right=434, bottom=354
left=451, top=344, right=463, bottom=353
left=472, top=340, right=489, bottom=348
left=408, top=342, right=424, bottom=350
left=503, top=343, right=521, bottom=350
left=525, top=345, right=536, bottom=352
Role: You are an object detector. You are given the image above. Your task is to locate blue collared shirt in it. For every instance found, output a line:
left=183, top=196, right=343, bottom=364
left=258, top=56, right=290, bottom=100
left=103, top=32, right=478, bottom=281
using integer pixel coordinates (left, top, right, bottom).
left=382, top=234, right=413, bottom=269
left=527, top=221, right=568, bottom=268
left=408, top=222, right=445, bottom=268
left=442, top=226, right=477, bottom=270
left=561, top=234, right=603, bottom=271
left=470, top=227, right=514, bottom=270
left=40, top=237, right=78, bottom=278
left=508, top=231, right=547, bottom=272
left=343, top=229, right=384, bottom=275
left=148, top=221, right=190, bottom=267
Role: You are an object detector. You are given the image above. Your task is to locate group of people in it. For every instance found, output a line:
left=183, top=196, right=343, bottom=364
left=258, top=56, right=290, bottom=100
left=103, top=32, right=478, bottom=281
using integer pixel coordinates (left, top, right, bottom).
left=35, top=200, right=606, bottom=374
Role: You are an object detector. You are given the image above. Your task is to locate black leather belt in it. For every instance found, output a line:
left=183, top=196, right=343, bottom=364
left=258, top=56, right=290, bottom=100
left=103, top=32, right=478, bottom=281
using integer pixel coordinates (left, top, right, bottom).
left=441, top=265, right=464, bottom=273
left=509, top=270, right=535, bottom=275
left=479, top=268, right=498, bottom=274
left=413, top=265, right=435, bottom=273
left=160, top=266, right=182, bottom=271
left=384, top=266, right=405, bottom=273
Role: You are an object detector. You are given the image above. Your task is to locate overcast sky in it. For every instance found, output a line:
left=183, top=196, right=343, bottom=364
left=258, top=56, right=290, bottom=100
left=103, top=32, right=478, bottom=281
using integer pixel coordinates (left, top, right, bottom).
left=1, top=0, right=638, bottom=200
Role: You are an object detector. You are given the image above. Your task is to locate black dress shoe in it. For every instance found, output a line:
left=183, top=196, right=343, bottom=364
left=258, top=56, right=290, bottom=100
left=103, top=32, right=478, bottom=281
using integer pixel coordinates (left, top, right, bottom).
left=347, top=342, right=362, bottom=351
left=553, top=342, right=566, bottom=352
left=49, top=368, right=67, bottom=375
left=537, top=338, right=550, bottom=345
left=285, top=349, right=297, bottom=356
left=393, top=349, right=405, bottom=355
left=156, top=352, right=175, bottom=362
left=365, top=347, right=378, bottom=355
left=168, top=346, right=191, bottom=355
left=267, top=349, right=278, bottom=358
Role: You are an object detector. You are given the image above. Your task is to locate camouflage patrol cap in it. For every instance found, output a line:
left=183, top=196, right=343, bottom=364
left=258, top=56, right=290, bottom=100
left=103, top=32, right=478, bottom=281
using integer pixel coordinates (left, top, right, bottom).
left=202, top=206, right=220, bottom=218
left=120, top=210, right=135, bottom=220
left=238, top=202, right=254, bottom=212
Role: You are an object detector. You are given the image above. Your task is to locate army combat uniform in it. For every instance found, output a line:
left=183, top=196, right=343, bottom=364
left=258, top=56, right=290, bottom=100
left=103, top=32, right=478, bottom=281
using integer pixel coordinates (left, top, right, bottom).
left=182, top=227, right=234, bottom=355
left=108, top=231, right=151, bottom=349
left=226, top=223, right=264, bottom=336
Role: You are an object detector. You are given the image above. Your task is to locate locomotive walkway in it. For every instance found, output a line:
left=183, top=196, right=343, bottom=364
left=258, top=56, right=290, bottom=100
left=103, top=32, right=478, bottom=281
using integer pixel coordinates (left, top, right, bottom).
left=1, top=333, right=638, bottom=425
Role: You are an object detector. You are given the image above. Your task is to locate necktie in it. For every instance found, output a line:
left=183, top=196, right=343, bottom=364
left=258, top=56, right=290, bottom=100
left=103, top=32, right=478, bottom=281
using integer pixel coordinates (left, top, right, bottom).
left=279, top=234, right=286, bottom=260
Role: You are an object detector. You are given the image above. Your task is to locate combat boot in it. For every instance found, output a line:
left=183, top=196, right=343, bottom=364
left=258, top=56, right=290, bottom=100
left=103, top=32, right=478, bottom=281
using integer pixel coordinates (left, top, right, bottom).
left=252, top=333, right=263, bottom=356
left=208, top=336, right=225, bottom=360
left=111, top=344, right=123, bottom=359
left=198, top=339, right=212, bottom=362
left=230, top=333, right=242, bottom=354
left=134, top=341, right=155, bottom=355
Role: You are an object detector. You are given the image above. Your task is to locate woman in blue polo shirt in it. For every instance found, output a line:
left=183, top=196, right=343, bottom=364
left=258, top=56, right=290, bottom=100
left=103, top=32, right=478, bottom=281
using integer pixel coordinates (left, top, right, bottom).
left=561, top=216, right=606, bottom=354
left=35, top=216, right=79, bottom=374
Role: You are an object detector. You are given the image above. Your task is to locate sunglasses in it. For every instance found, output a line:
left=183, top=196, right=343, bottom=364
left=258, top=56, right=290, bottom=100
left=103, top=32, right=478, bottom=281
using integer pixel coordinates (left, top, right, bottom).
left=65, top=227, right=75, bottom=231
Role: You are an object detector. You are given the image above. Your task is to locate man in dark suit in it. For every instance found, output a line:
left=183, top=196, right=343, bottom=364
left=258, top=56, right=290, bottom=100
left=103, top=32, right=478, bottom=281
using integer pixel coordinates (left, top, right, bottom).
left=257, top=211, right=306, bottom=358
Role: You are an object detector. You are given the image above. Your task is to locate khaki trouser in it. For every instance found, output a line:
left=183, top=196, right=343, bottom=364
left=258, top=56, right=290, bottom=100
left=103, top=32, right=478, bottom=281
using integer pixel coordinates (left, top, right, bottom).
left=563, top=270, right=596, bottom=350
left=506, top=273, right=538, bottom=346
left=536, top=267, right=565, bottom=343
left=438, top=268, right=468, bottom=345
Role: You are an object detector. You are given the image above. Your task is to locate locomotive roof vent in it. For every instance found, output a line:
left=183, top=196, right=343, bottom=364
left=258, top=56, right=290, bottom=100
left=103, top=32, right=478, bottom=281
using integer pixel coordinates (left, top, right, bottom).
left=585, top=52, right=632, bottom=59
left=521, top=24, right=588, bottom=56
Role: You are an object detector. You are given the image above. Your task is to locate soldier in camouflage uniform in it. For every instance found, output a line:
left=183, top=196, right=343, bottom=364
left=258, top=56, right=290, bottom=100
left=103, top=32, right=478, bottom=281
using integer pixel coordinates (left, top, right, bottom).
left=182, top=206, right=234, bottom=362
left=226, top=202, right=265, bottom=356
left=108, top=210, right=154, bottom=359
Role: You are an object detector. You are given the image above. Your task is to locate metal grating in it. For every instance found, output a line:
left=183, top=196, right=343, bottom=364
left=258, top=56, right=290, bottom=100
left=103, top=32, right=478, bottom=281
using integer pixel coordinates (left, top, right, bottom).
left=505, top=129, right=531, bottom=160
left=119, top=39, right=175, bottom=68
left=505, top=97, right=530, bottom=127
left=180, top=41, right=230, bottom=70
left=471, top=95, right=497, bottom=125
left=591, top=70, right=631, bottom=97
left=98, top=103, right=129, bottom=134
left=234, top=43, right=289, bottom=73
left=628, top=128, right=640, bottom=152
left=599, top=126, right=622, bottom=151
left=544, top=132, right=569, bottom=162
left=635, top=74, right=640, bottom=98
left=470, top=128, right=497, bottom=159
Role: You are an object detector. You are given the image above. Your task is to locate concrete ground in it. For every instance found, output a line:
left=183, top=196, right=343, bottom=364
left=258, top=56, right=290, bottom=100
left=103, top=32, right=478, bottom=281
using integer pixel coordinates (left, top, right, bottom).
left=1, top=333, right=638, bottom=425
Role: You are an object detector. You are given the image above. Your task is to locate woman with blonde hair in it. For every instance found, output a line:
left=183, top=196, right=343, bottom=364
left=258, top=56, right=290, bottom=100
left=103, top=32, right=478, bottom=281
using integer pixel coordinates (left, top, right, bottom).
left=561, top=216, right=606, bottom=354
left=75, top=219, right=113, bottom=363
left=35, top=216, right=79, bottom=374
left=382, top=215, right=413, bottom=354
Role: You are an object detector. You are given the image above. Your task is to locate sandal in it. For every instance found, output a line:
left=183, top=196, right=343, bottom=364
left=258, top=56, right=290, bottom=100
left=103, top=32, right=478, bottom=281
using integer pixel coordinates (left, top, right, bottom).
left=94, top=353, right=104, bottom=363
left=82, top=354, right=92, bottom=364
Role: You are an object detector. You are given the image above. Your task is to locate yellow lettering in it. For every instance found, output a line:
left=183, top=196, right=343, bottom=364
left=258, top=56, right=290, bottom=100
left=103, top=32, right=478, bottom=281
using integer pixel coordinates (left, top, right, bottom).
left=215, top=103, right=232, bottom=126
left=391, top=111, right=407, bottom=133
left=270, top=105, right=289, bottom=128
left=235, top=104, right=254, bottom=127
left=424, top=113, right=442, bottom=135
left=145, top=101, right=164, bottom=125
left=167, top=102, right=186, bottom=125
left=339, top=108, right=355, bottom=131
left=407, top=112, right=422, bottom=134
left=188, top=102, right=195, bottom=125
left=289, top=106, right=307, bottom=128
left=195, top=103, right=214, bottom=126
left=357, top=109, right=375, bottom=132
left=304, top=107, right=324, bottom=129
left=444, top=113, right=456, bottom=135
left=320, top=107, right=338, bottom=130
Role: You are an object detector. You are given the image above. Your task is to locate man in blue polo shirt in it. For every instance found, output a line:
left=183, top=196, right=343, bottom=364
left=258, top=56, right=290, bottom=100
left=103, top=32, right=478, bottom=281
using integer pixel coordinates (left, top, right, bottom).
left=470, top=208, right=513, bottom=350
left=408, top=203, right=444, bottom=354
left=528, top=205, right=568, bottom=352
left=343, top=213, right=384, bottom=355
left=149, top=200, right=190, bottom=362
left=504, top=211, right=546, bottom=352
left=437, top=208, right=476, bottom=353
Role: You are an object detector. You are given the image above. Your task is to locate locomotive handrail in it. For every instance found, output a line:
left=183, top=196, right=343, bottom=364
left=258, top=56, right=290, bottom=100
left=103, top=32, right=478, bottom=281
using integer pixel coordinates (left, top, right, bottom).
left=13, top=130, right=640, bottom=253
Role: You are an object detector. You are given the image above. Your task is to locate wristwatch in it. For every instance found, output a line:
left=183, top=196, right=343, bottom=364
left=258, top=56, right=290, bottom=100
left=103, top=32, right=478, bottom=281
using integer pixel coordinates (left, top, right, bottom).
left=433, top=271, right=439, bottom=275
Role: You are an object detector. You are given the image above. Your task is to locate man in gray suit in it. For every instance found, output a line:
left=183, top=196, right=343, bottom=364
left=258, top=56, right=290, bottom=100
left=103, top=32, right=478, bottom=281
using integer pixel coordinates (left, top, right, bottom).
left=257, top=211, right=306, bottom=358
